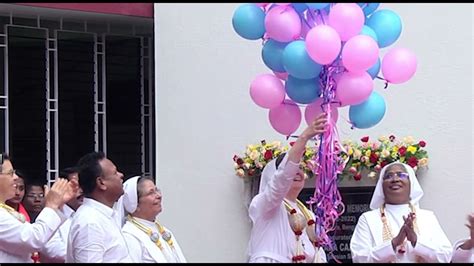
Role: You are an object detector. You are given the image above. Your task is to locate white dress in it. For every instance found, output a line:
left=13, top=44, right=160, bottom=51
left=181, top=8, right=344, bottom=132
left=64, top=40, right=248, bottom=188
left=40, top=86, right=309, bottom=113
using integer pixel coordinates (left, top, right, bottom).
left=247, top=158, right=327, bottom=263
left=350, top=204, right=452, bottom=263
left=0, top=207, right=66, bottom=262
left=451, top=238, right=473, bottom=263
left=122, top=217, right=187, bottom=263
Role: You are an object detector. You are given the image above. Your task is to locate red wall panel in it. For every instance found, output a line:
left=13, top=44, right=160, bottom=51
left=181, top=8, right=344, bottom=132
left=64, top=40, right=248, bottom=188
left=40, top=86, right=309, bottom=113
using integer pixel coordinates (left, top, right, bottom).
left=15, top=3, right=153, bottom=18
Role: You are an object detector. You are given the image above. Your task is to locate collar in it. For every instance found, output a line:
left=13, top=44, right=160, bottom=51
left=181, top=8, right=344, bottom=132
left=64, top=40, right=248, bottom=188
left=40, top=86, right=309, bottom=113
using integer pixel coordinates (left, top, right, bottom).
left=133, top=216, right=157, bottom=229
left=83, top=197, right=115, bottom=217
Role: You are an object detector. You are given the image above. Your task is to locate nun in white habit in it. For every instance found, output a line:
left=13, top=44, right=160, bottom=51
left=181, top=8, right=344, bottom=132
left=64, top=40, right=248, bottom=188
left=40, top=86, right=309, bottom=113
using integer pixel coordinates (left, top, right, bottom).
left=350, top=162, right=452, bottom=263
left=247, top=113, right=328, bottom=263
left=120, top=176, right=186, bottom=263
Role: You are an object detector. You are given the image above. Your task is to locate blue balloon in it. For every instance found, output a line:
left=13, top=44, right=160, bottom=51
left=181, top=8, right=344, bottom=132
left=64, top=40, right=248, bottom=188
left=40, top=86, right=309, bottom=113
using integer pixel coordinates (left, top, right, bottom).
left=292, top=3, right=308, bottom=13
left=349, top=91, right=386, bottom=129
left=360, top=25, right=378, bottom=42
left=285, top=76, right=321, bottom=104
left=282, top=40, right=322, bottom=80
left=367, top=57, right=381, bottom=79
left=366, top=9, right=402, bottom=48
left=357, top=3, right=380, bottom=16
left=262, top=40, right=288, bottom=72
left=307, top=3, right=330, bottom=10
left=232, top=4, right=265, bottom=40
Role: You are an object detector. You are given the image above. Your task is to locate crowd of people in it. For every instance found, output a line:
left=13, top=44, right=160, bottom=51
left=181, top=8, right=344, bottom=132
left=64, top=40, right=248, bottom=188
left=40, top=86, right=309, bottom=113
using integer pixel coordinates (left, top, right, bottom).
left=0, top=113, right=472, bottom=263
left=0, top=152, right=186, bottom=263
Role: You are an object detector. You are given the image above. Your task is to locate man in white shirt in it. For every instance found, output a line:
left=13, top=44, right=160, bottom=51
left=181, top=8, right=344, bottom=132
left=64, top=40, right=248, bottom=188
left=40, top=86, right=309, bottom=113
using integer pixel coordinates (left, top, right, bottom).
left=66, top=151, right=132, bottom=262
left=451, top=213, right=474, bottom=263
left=350, top=162, right=452, bottom=263
left=0, top=153, right=78, bottom=262
left=42, top=167, right=84, bottom=263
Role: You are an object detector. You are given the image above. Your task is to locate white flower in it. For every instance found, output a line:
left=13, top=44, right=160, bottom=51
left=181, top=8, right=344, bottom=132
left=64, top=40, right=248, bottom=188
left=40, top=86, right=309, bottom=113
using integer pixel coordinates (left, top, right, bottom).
left=243, top=163, right=251, bottom=170
left=418, top=157, right=429, bottom=167
left=403, top=136, right=415, bottom=145
left=381, top=149, right=390, bottom=158
left=236, top=169, right=245, bottom=177
left=249, top=150, right=260, bottom=161
left=353, top=149, right=362, bottom=160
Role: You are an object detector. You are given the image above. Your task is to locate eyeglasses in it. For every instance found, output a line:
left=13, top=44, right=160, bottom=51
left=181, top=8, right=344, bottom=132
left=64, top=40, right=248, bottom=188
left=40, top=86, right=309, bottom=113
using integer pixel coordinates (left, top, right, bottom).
left=383, top=172, right=409, bottom=181
left=0, top=169, right=16, bottom=177
left=26, top=193, right=44, bottom=200
left=140, top=188, right=161, bottom=198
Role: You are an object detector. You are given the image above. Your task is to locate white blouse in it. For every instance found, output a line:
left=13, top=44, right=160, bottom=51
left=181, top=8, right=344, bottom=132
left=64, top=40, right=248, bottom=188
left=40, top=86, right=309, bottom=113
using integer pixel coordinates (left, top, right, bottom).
left=247, top=159, right=327, bottom=263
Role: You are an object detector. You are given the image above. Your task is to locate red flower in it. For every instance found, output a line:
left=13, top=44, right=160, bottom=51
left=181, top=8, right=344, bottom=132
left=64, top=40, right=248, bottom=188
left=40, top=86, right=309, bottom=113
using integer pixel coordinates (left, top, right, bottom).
left=407, top=156, right=418, bottom=168
left=236, top=158, right=244, bottom=165
left=398, top=146, right=407, bottom=156
left=380, top=160, right=389, bottom=168
left=360, top=136, right=369, bottom=143
left=389, top=135, right=396, bottom=142
left=354, top=173, right=362, bottom=181
left=369, top=153, right=379, bottom=164
left=419, top=140, right=426, bottom=147
left=289, top=141, right=296, bottom=147
left=264, top=150, right=273, bottom=160
left=248, top=169, right=255, bottom=176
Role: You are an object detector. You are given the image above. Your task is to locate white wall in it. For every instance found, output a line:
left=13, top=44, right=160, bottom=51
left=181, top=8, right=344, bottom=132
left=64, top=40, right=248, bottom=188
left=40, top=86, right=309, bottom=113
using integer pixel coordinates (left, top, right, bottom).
left=154, top=3, right=473, bottom=262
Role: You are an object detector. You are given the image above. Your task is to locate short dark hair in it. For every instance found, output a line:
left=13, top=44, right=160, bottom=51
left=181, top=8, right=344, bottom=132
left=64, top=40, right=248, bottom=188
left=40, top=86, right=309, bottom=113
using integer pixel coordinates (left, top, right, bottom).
left=15, top=169, right=26, bottom=180
left=24, top=177, right=46, bottom=194
left=59, top=167, right=79, bottom=180
left=77, top=152, right=105, bottom=196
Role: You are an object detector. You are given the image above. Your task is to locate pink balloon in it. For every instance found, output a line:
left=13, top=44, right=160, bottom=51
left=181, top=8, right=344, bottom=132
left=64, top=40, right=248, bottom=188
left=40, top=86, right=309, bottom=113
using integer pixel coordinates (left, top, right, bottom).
left=382, top=47, right=417, bottom=84
left=264, top=5, right=301, bottom=42
left=269, top=99, right=302, bottom=135
left=249, top=74, right=286, bottom=109
left=273, top=71, right=289, bottom=81
left=306, top=25, right=342, bottom=65
left=335, top=71, right=374, bottom=106
left=255, top=3, right=269, bottom=8
left=305, top=98, right=339, bottom=126
left=342, top=35, right=379, bottom=73
left=328, top=3, right=365, bottom=41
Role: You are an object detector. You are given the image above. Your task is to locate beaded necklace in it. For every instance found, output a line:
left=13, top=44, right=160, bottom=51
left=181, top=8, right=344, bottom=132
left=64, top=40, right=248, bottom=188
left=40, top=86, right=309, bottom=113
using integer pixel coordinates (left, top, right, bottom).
left=127, top=214, right=180, bottom=262
left=0, top=202, right=26, bottom=223
left=283, top=199, right=319, bottom=263
left=0, top=202, right=40, bottom=262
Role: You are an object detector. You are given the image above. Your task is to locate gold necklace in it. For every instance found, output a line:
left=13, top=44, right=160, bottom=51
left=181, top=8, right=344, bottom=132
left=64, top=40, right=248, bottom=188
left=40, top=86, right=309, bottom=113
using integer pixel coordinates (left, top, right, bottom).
left=283, top=199, right=318, bottom=263
left=127, top=215, right=179, bottom=262
left=0, top=202, right=26, bottom=223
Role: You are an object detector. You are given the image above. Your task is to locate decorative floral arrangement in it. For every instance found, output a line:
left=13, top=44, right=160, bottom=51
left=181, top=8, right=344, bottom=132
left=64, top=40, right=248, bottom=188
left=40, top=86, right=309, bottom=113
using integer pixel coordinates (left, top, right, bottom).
left=233, top=135, right=429, bottom=182
left=339, top=135, right=429, bottom=181
left=232, top=140, right=318, bottom=181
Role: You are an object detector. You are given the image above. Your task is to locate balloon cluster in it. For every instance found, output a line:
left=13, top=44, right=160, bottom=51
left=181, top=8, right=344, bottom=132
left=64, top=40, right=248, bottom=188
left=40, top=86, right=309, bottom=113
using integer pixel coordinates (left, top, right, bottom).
left=232, top=3, right=417, bottom=133
left=233, top=3, right=417, bottom=252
